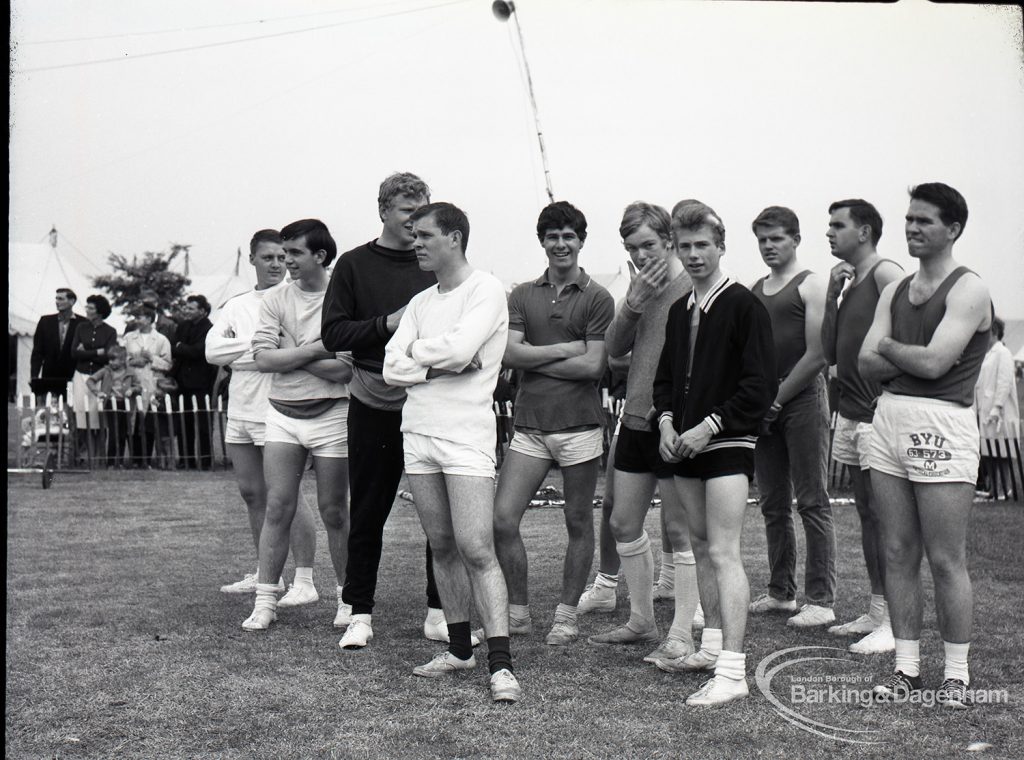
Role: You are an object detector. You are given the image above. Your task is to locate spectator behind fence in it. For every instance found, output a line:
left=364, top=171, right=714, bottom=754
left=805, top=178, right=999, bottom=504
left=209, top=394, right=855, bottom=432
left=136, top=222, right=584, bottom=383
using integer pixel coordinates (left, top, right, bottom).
left=86, top=345, right=142, bottom=467
left=70, top=294, right=118, bottom=460
left=172, top=294, right=217, bottom=470
left=975, top=316, right=1020, bottom=498
left=30, top=288, right=87, bottom=400
left=124, top=306, right=173, bottom=468
left=125, top=288, right=178, bottom=344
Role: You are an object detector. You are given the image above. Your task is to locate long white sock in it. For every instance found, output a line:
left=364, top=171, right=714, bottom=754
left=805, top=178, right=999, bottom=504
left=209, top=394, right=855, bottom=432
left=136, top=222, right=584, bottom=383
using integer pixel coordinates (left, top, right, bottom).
left=699, top=627, right=723, bottom=657
left=943, top=641, right=970, bottom=685
left=656, top=551, right=675, bottom=588
left=668, top=551, right=698, bottom=648
left=894, top=638, right=920, bottom=678
left=617, top=532, right=654, bottom=630
left=294, top=566, right=314, bottom=587
left=714, top=650, right=746, bottom=682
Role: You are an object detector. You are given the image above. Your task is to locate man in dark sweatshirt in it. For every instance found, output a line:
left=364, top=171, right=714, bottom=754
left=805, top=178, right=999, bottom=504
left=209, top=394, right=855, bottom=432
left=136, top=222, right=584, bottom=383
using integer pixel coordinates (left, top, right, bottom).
left=322, top=173, right=459, bottom=649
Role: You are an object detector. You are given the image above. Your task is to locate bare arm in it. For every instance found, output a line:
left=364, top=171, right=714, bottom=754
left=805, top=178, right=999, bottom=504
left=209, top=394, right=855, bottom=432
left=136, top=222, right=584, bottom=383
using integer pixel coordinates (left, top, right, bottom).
left=254, top=340, right=334, bottom=373
left=859, top=282, right=902, bottom=383
left=502, top=331, right=586, bottom=369
left=820, top=262, right=854, bottom=366
left=532, top=340, right=607, bottom=381
left=878, top=275, right=990, bottom=379
left=776, top=273, right=828, bottom=406
left=303, top=356, right=354, bottom=384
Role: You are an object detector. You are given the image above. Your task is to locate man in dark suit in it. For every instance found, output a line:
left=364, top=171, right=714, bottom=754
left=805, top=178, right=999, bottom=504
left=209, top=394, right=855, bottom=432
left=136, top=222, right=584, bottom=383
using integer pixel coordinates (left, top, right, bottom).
left=172, top=294, right=217, bottom=469
left=30, top=288, right=87, bottom=400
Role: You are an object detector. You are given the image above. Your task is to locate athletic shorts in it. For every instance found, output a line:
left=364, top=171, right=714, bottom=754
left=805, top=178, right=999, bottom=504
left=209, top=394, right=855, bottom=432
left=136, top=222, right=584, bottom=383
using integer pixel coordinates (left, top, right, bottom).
left=224, top=418, right=267, bottom=447
left=264, top=400, right=348, bottom=458
left=831, top=414, right=874, bottom=470
left=867, top=392, right=979, bottom=484
left=509, top=427, right=604, bottom=467
left=614, top=425, right=674, bottom=479
left=403, top=432, right=496, bottom=478
left=672, top=447, right=754, bottom=482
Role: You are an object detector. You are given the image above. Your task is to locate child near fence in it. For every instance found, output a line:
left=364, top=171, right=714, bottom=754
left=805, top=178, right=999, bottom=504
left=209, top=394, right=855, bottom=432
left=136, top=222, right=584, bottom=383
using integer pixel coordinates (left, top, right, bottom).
left=86, top=346, right=142, bottom=467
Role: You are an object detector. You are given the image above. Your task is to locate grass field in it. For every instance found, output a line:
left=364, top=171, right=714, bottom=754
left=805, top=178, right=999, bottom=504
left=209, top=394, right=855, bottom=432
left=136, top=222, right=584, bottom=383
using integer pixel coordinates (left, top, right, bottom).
left=6, top=469, right=1023, bottom=759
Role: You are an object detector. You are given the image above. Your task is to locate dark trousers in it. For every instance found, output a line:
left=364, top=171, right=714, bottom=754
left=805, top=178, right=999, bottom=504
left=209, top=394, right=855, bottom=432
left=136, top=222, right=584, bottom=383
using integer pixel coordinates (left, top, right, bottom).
left=102, top=402, right=132, bottom=467
left=129, top=411, right=155, bottom=468
left=343, top=396, right=439, bottom=614
left=175, top=391, right=212, bottom=470
left=754, top=375, right=837, bottom=606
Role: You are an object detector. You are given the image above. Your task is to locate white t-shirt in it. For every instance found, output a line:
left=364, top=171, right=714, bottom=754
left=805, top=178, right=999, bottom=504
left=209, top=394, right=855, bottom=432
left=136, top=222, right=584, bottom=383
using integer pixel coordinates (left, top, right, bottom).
left=205, top=283, right=284, bottom=423
left=383, top=269, right=509, bottom=454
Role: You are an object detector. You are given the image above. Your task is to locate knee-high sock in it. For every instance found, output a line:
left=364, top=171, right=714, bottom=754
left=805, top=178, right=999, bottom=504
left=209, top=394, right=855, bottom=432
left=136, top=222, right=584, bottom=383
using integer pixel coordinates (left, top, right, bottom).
left=668, top=551, right=698, bottom=647
left=617, top=532, right=654, bottom=630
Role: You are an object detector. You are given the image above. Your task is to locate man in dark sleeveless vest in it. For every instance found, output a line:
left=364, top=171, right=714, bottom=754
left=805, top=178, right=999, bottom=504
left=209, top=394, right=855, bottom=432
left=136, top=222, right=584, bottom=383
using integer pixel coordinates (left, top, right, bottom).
left=749, top=207, right=837, bottom=628
left=820, top=199, right=904, bottom=655
left=860, top=183, right=991, bottom=709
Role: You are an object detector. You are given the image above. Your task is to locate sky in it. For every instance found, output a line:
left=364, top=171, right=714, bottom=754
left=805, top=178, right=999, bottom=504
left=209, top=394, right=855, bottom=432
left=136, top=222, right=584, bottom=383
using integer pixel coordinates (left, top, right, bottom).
left=9, top=0, right=1024, bottom=318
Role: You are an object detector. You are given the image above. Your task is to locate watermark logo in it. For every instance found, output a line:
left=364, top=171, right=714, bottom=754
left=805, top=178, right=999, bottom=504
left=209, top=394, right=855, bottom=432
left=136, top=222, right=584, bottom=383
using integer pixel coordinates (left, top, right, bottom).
left=756, top=646, right=1009, bottom=744
left=755, top=646, right=881, bottom=745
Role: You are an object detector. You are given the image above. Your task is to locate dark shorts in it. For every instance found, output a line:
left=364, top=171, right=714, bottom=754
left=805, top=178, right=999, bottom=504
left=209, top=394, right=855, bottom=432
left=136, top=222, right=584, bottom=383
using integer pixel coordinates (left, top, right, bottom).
left=672, top=446, right=755, bottom=482
left=614, top=425, right=675, bottom=479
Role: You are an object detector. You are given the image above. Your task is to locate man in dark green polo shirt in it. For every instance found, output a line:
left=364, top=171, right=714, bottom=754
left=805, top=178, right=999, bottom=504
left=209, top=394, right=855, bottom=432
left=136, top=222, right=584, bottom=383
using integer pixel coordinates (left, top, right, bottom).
left=493, top=201, right=615, bottom=648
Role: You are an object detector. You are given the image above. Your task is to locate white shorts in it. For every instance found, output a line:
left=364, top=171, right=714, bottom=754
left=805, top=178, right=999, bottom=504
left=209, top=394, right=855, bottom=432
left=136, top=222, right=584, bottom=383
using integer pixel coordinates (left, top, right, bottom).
left=831, top=414, right=874, bottom=470
left=224, top=418, right=267, bottom=447
left=403, top=432, right=496, bottom=478
left=264, top=401, right=348, bottom=458
left=868, top=392, right=979, bottom=484
left=509, top=427, right=604, bottom=467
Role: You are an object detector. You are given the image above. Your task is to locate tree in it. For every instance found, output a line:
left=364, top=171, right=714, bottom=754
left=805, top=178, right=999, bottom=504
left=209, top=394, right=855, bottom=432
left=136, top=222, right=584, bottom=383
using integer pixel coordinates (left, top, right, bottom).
left=92, top=245, right=192, bottom=317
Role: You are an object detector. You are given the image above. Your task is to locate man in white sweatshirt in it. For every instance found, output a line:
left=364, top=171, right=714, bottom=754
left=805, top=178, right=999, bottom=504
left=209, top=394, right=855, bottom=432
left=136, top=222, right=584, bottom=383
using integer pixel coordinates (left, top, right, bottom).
left=383, top=202, right=520, bottom=703
left=206, top=229, right=319, bottom=603
left=241, top=220, right=354, bottom=637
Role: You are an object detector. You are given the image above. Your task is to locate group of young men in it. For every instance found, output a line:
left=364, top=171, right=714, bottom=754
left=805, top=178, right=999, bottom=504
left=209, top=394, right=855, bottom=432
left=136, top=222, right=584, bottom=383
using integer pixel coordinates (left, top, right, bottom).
left=210, top=173, right=991, bottom=709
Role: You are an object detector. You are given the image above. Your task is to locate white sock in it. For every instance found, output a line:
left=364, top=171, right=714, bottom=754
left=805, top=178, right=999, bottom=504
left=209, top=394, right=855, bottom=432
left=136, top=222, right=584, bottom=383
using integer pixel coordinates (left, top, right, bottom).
left=596, top=572, right=619, bottom=587
left=294, top=567, right=314, bottom=587
left=656, top=551, right=675, bottom=588
left=894, top=638, right=920, bottom=678
left=351, top=613, right=371, bottom=627
left=254, top=583, right=278, bottom=613
left=868, top=594, right=886, bottom=624
left=668, top=551, right=698, bottom=648
left=509, top=604, right=530, bottom=622
left=943, top=641, right=970, bottom=685
left=714, top=650, right=746, bottom=682
left=553, top=603, right=577, bottom=625
left=425, top=606, right=445, bottom=624
left=617, top=532, right=654, bottom=630
left=337, top=585, right=345, bottom=601
left=700, top=627, right=723, bottom=657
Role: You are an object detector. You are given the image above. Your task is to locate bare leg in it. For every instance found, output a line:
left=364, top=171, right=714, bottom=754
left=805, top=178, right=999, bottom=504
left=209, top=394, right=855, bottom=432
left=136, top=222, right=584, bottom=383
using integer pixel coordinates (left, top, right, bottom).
left=226, top=442, right=266, bottom=556
left=410, top=473, right=473, bottom=623
left=871, top=470, right=923, bottom=640
left=312, top=456, right=350, bottom=586
left=258, top=442, right=309, bottom=585
left=916, top=482, right=974, bottom=643
left=559, top=458, right=599, bottom=605
left=598, top=436, right=621, bottom=575
left=493, top=451, right=553, bottom=606
left=850, top=467, right=885, bottom=596
left=675, top=476, right=720, bottom=629
left=703, top=475, right=750, bottom=653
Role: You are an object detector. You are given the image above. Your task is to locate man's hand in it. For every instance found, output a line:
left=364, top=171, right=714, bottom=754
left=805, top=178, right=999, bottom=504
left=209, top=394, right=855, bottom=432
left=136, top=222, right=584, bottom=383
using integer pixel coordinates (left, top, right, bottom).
left=986, top=409, right=1003, bottom=429
left=386, top=306, right=407, bottom=333
left=96, top=347, right=106, bottom=357
left=222, top=327, right=236, bottom=339
left=677, top=421, right=714, bottom=459
left=303, top=339, right=334, bottom=359
left=659, top=419, right=682, bottom=463
left=759, top=402, right=782, bottom=436
left=424, top=354, right=482, bottom=380
left=827, top=262, right=856, bottom=300
left=625, top=257, right=669, bottom=312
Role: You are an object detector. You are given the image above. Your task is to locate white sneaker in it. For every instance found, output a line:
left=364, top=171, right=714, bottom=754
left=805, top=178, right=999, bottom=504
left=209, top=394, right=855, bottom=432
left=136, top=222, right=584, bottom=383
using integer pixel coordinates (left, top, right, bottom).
left=749, top=594, right=798, bottom=614
left=422, top=616, right=483, bottom=647
left=413, top=651, right=477, bottom=678
left=693, top=603, right=705, bottom=630
left=545, top=620, right=579, bottom=646
left=339, top=617, right=373, bottom=649
left=787, top=604, right=836, bottom=628
left=577, top=582, right=617, bottom=614
left=644, top=637, right=694, bottom=664
left=828, top=613, right=879, bottom=637
left=334, top=599, right=353, bottom=629
left=221, top=573, right=258, bottom=594
left=490, top=669, right=522, bottom=702
left=241, top=607, right=276, bottom=632
left=685, top=676, right=749, bottom=706
left=277, top=583, right=319, bottom=608
left=849, top=622, right=896, bottom=654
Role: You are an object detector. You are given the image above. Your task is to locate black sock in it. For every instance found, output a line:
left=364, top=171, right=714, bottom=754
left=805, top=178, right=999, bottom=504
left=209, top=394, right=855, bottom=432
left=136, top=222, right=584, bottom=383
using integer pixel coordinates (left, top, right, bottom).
left=447, top=622, right=473, bottom=661
left=486, top=636, right=513, bottom=675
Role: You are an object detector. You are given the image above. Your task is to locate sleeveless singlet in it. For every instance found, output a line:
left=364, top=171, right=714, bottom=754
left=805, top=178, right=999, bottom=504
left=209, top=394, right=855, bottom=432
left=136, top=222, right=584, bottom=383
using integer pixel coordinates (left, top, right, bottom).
left=835, top=260, right=892, bottom=422
left=884, top=266, right=989, bottom=407
left=752, top=270, right=812, bottom=380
